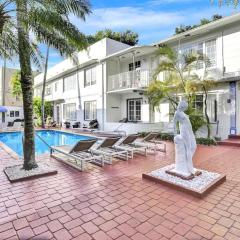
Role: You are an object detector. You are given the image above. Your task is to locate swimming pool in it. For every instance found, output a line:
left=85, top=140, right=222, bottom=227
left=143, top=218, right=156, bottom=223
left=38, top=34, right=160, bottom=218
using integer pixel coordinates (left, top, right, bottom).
left=0, top=130, right=95, bottom=156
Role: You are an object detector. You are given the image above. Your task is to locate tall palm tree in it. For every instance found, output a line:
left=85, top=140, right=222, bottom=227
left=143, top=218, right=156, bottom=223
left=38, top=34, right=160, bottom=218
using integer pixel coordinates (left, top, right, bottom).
left=0, top=0, right=91, bottom=170
left=41, top=45, right=50, bottom=129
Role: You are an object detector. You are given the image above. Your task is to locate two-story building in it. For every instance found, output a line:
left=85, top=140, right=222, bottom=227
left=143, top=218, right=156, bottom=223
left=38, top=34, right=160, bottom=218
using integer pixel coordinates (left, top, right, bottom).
left=0, top=67, right=24, bottom=124
left=34, top=13, right=240, bottom=140
left=34, top=38, right=131, bottom=129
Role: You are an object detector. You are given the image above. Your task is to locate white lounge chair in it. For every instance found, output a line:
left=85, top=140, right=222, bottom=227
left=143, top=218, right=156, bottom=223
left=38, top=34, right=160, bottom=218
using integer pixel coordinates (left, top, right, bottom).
left=12, top=122, right=22, bottom=131
left=50, top=139, right=104, bottom=171
left=115, top=134, right=147, bottom=158
left=1, top=122, right=23, bottom=132
left=92, top=137, right=128, bottom=164
left=134, top=132, right=166, bottom=153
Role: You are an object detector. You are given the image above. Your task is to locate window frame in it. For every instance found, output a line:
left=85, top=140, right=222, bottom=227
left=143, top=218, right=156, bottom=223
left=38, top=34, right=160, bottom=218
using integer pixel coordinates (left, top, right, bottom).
left=84, top=101, right=97, bottom=121
left=63, top=103, right=77, bottom=121
left=192, top=95, right=204, bottom=115
left=10, top=111, right=14, bottom=117
left=55, top=81, right=59, bottom=92
left=205, top=39, right=217, bottom=68
left=84, top=66, right=97, bottom=87
left=15, top=111, right=20, bottom=117
left=45, top=85, right=52, bottom=96
left=129, top=61, right=141, bottom=71
left=63, top=73, right=77, bottom=92
left=179, top=38, right=216, bottom=69
left=127, top=98, right=142, bottom=122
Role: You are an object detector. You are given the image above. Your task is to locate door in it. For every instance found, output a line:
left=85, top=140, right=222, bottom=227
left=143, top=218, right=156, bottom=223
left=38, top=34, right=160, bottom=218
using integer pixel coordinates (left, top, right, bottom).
left=2, top=113, right=5, bottom=123
left=56, top=105, right=60, bottom=124
left=127, top=99, right=142, bottom=122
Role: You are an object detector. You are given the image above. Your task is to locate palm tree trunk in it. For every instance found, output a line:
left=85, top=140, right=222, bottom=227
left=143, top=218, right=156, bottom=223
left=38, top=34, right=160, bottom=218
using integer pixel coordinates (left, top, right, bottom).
left=41, top=45, right=50, bottom=128
left=203, top=86, right=211, bottom=138
left=16, top=0, right=38, bottom=170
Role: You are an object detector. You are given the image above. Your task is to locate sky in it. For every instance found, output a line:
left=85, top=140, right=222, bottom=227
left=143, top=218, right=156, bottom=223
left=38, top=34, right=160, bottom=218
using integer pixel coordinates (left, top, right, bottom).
left=2, top=0, right=240, bottom=69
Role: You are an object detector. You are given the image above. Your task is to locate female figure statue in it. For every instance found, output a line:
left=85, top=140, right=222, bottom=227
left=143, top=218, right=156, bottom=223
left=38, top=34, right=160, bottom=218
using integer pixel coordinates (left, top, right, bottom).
left=169, top=100, right=197, bottom=178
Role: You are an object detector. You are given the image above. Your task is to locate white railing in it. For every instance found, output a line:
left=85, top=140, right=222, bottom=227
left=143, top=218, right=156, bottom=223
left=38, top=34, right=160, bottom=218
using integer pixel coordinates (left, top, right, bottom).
left=108, top=69, right=154, bottom=91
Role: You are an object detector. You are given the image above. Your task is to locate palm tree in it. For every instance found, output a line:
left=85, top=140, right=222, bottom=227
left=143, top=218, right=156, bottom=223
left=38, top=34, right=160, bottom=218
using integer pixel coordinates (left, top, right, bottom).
left=41, top=45, right=50, bottom=129
left=0, top=0, right=91, bottom=170
left=145, top=45, right=215, bottom=136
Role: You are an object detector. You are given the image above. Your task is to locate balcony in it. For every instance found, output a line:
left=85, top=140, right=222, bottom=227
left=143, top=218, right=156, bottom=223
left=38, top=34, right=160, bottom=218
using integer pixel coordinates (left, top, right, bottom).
left=108, top=69, right=154, bottom=92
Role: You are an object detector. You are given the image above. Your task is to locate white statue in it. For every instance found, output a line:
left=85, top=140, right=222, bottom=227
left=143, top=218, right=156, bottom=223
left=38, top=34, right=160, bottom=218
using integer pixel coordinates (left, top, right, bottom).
left=167, top=100, right=198, bottom=179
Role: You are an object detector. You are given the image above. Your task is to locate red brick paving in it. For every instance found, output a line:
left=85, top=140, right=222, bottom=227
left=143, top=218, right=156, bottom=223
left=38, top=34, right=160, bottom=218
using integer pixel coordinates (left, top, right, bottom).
left=0, top=143, right=240, bottom=239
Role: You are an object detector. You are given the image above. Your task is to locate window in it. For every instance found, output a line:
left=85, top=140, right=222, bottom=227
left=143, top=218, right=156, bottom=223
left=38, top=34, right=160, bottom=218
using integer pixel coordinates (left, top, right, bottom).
left=205, top=39, right=216, bottom=67
left=129, top=61, right=141, bottom=71
left=64, top=74, right=77, bottom=92
left=45, top=85, right=52, bottom=96
left=84, top=101, right=97, bottom=120
left=55, top=82, right=59, bottom=92
left=15, top=111, right=19, bottom=117
left=63, top=103, right=76, bottom=120
left=10, top=111, right=14, bottom=117
left=84, top=67, right=96, bottom=87
left=181, top=43, right=203, bottom=69
left=193, top=95, right=204, bottom=113
left=35, top=87, right=42, bottom=97
left=127, top=99, right=142, bottom=121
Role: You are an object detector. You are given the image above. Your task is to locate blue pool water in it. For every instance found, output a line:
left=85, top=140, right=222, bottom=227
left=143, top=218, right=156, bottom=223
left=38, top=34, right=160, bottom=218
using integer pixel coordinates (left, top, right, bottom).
left=0, top=130, right=95, bottom=156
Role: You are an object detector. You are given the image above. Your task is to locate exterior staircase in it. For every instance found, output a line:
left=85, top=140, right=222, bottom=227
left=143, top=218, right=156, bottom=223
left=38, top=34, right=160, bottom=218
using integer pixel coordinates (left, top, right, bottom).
left=218, top=135, right=240, bottom=147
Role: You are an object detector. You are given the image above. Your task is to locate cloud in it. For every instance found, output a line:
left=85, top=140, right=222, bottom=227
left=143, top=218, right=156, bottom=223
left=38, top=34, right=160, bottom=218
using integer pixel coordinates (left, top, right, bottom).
left=149, top=0, right=200, bottom=5
left=71, top=7, right=184, bottom=32
left=71, top=5, right=234, bottom=44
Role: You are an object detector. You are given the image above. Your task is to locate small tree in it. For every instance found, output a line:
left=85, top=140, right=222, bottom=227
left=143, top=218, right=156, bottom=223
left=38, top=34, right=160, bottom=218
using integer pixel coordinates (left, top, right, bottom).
left=33, top=97, right=53, bottom=126
left=175, top=14, right=222, bottom=34
left=87, top=29, right=139, bottom=46
left=145, top=45, right=215, bottom=136
left=11, top=70, right=22, bottom=99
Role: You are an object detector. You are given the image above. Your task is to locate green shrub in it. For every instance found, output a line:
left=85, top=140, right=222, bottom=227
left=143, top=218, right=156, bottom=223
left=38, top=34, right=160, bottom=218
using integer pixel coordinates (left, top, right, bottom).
left=157, top=133, right=174, bottom=141
left=138, top=132, right=217, bottom=146
left=196, top=138, right=217, bottom=146
left=138, top=132, right=150, bottom=138
left=138, top=132, right=174, bottom=141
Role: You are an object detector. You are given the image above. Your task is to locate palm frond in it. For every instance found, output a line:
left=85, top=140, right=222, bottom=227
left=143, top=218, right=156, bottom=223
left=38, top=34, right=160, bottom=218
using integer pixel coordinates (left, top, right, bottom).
left=28, top=8, right=88, bottom=51
left=30, top=24, right=76, bottom=57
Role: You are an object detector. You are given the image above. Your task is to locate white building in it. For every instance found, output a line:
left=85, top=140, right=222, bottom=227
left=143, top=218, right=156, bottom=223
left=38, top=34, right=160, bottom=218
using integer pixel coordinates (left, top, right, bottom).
left=34, top=13, right=240, bottom=140
left=0, top=67, right=24, bottom=124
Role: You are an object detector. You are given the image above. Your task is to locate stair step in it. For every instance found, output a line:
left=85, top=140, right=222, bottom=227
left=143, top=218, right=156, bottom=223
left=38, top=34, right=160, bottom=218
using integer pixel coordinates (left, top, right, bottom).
left=219, top=140, right=240, bottom=147
left=228, top=135, right=240, bottom=140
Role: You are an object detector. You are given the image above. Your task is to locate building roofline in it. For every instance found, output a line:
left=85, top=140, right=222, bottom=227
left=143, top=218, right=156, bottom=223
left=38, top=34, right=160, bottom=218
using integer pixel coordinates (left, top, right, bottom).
left=101, top=45, right=158, bottom=61
left=153, top=12, right=240, bottom=46
left=34, top=59, right=98, bottom=87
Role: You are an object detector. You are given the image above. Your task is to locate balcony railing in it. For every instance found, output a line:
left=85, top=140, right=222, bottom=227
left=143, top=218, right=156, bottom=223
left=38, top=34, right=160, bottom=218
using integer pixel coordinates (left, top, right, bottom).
left=108, top=69, right=154, bottom=92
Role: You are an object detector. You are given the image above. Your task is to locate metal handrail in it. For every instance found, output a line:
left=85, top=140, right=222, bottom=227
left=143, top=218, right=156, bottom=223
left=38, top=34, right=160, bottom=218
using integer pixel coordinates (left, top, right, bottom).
left=35, top=132, right=52, bottom=149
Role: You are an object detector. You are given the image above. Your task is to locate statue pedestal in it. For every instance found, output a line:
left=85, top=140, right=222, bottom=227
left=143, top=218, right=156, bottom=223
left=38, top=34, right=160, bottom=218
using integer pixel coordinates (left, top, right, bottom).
left=142, top=164, right=226, bottom=198
left=166, top=167, right=202, bottom=180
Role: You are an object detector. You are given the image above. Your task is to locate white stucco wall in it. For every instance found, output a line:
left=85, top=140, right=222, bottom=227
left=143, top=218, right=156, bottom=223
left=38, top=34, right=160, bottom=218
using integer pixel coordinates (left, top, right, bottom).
left=34, top=21, right=240, bottom=139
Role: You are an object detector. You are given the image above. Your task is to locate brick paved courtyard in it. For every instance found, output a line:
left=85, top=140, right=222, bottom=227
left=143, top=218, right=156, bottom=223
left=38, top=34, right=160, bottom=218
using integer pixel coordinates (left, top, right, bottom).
left=0, top=142, right=240, bottom=240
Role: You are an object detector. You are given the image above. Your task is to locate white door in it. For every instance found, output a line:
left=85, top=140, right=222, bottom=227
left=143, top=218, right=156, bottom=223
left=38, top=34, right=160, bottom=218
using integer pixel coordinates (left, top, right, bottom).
left=127, top=99, right=142, bottom=122
left=56, top=105, right=60, bottom=124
